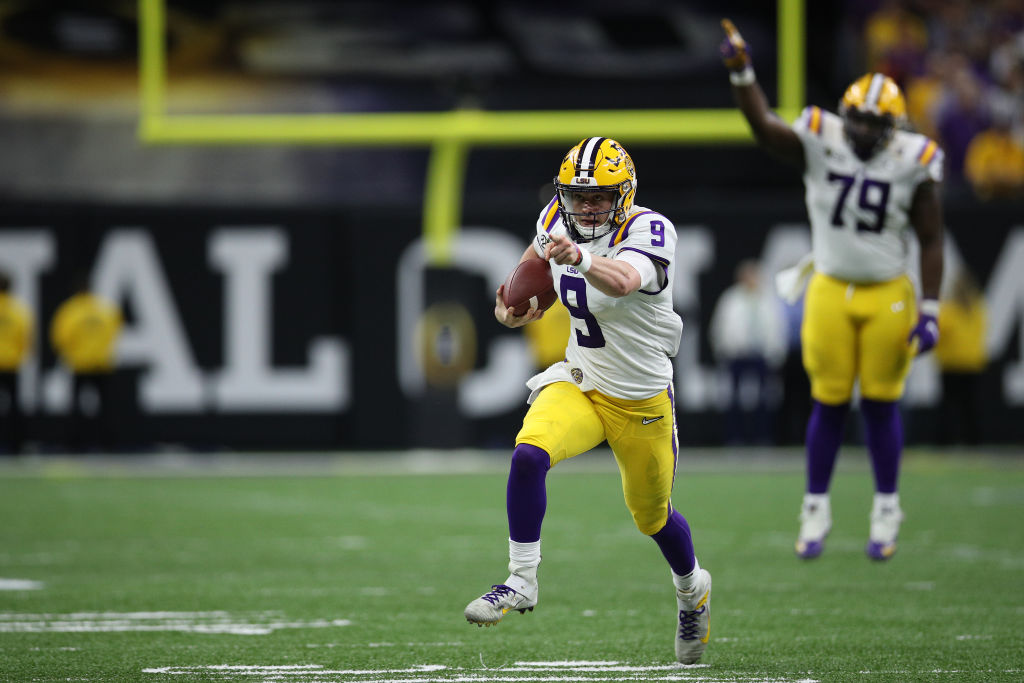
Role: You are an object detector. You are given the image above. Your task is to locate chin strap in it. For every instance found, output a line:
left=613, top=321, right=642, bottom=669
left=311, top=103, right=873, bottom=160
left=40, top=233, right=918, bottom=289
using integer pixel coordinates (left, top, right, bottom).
left=574, top=210, right=622, bottom=241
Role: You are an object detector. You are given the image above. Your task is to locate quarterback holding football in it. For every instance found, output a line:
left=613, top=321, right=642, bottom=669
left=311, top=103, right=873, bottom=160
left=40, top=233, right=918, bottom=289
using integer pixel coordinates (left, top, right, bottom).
left=465, top=137, right=712, bottom=665
left=721, top=19, right=945, bottom=560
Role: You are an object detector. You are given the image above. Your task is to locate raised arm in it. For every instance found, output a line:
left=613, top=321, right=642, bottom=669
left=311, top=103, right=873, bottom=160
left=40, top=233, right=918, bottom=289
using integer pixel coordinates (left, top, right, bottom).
left=720, top=19, right=805, bottom=170
left=907, top=180, right=945, bottom=354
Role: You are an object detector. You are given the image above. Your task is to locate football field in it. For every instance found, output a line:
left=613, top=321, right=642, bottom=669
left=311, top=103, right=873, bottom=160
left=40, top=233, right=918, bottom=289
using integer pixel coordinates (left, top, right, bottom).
left=1, top=449, right=1022, bottom=683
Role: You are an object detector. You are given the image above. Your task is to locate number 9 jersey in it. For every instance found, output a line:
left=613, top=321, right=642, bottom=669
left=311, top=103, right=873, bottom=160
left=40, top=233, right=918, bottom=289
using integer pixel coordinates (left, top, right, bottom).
left=793, top=105, right=943, bottom=283
left=529, top=197, right=683, bottom=401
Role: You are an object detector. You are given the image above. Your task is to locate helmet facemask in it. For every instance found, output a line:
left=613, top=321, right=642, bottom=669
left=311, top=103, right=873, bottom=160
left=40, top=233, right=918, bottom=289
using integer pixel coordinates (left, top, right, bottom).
left=841, top=106, right=896, bottom=160
left=554, top=184, right=628, bottom=243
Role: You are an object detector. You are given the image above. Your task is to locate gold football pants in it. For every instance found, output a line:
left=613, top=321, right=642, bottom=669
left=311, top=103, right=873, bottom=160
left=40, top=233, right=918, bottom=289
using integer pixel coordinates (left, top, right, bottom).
left=515, top=381, right=678, bottom=535
left=802, top=272, right=917, bottom=404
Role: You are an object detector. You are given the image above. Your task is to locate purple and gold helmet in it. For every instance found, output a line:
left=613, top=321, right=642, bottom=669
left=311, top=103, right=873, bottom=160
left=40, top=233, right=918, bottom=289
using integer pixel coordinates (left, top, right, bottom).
left=554, top=137, right=637, bottom=242
left=839, top=73, right=907, bottom=159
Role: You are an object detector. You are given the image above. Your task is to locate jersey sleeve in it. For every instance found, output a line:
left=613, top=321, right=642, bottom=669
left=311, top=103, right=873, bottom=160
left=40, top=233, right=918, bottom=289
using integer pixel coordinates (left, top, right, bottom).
left=616, top=250, right=658, bottom=290
left=911, top=137, right=944, bottom=185
left=531, top=195, right=565, bottom=257
left=610, top=211, right=676, bottom=295
left=791, top=105, right=831, bottom=175
left=791, top=105, right=825, bottom=145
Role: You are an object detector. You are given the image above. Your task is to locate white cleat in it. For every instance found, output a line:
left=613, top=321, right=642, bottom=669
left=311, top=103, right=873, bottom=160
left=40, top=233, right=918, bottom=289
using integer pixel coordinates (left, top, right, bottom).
left=866, top=498, right=904, bottom=561
left=675, top=568, right=712, bottom=664
left=464, top=584, right=537, bottom=627
left=795, top=495, right=832, bottom=559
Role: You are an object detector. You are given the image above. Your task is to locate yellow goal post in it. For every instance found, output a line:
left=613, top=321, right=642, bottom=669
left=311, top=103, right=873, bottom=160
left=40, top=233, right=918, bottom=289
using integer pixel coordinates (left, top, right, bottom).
left=138, top=0, right=805, bottom=264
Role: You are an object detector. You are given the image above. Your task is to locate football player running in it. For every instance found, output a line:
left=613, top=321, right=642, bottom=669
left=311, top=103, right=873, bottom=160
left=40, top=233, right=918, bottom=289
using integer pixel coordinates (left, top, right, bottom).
left=720, top=20, right=944, bottom=561
left=463, top=137, right=712, bottom=665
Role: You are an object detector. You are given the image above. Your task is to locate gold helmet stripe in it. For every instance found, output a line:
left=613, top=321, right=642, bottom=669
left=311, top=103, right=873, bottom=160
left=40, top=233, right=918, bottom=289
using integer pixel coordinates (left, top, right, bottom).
left=577, top=136, right=606, bottom=178
left=865, top=73, right=886, bottom=112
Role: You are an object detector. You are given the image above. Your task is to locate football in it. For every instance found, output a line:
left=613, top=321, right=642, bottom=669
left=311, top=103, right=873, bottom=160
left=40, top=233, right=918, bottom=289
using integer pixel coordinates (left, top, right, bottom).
left=502, top=257, right=558, bottom=316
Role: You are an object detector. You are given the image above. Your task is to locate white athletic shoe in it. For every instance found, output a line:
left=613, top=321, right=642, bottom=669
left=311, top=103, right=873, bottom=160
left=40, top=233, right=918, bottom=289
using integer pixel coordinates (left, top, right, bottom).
left=795, top=495, right=832, bottom=559
left=674, top=568, right=712, bottom=664
left=866, top=497, right=904, bottom=561
left=464, top=583, right=537, bottom=627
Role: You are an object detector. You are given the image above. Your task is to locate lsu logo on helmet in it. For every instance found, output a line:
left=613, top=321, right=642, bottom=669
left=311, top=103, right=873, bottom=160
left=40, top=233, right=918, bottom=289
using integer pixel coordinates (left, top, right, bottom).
left=840, top=73, right=907, bottom=120
left=554, top=137, right=637, bottom=242
left=839, top=73, right=907, bottom=159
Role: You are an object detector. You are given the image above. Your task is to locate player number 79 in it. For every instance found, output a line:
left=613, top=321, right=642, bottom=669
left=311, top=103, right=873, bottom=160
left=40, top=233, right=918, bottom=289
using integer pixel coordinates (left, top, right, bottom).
left=826, top=172, right=891, bottom=234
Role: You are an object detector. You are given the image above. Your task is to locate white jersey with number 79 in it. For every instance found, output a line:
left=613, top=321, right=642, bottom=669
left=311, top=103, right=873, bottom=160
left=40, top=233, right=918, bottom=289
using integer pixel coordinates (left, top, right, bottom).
left=792, top=105, right=943, bottom=284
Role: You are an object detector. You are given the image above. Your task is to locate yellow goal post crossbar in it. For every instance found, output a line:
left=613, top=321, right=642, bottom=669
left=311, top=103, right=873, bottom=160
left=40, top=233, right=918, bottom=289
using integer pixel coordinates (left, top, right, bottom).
left=139, top=0, right=805, bottom=263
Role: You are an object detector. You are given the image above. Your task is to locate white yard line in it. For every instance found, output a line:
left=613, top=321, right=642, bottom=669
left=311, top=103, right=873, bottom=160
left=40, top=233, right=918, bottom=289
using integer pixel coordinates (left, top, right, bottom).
left=0, top=578, right=44, bottom=590
left=0, top=611, right=350, bottom=635
left=138, top=661, right=1024, bottom=681
left=140, top=663, right=820, bottom=682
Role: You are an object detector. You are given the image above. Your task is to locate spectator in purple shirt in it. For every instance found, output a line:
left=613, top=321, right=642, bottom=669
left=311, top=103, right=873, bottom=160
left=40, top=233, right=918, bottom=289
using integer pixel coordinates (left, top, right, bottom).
left=936, top=57, right=992, bottom=182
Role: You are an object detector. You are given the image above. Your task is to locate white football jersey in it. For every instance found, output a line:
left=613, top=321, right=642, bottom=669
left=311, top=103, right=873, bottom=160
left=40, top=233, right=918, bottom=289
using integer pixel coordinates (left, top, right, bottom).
left=527, top=198, right=683, bottom=400
left=792, top=106, right=943, bottom=283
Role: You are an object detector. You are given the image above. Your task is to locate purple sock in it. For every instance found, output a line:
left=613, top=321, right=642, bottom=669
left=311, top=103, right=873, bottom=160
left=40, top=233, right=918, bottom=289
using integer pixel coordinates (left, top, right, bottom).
left=650, top=509, right=696, bottom=576
left=860, top=398, right=902, bottom=494
left=507, top=443, right=550, bottom=543
left=806, top=400, right=849, bottom=494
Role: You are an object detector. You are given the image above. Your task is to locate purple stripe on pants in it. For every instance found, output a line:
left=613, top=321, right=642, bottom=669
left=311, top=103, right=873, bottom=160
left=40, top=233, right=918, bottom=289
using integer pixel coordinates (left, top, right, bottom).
left=651, top=382, right=694, bottom=576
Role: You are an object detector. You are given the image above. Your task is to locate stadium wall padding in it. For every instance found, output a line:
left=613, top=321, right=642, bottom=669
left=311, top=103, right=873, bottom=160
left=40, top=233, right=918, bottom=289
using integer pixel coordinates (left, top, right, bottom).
left=0, top=196, right=1020, bottom=450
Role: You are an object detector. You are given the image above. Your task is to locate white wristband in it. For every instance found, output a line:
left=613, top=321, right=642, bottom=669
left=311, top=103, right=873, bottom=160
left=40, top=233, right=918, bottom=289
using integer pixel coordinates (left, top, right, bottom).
left=575, top=247, right=593, bottom=273
left=729, top=66, right=756, bottom=86
left=919, top=299, right=940, bottom=317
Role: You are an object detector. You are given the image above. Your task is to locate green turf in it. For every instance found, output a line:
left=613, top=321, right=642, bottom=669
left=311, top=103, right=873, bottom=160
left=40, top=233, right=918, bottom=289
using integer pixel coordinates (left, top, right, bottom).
left=1, top=451, right=1022, bottom=682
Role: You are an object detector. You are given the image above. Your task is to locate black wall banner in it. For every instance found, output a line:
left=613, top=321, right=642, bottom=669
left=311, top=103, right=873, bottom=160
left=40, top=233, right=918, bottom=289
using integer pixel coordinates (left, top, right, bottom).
left=0, top=198, right=1021, bottom=450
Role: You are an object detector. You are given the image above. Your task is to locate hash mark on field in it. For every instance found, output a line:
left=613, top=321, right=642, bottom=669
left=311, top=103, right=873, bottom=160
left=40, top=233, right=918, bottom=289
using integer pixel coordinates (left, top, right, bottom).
left=142, top=662, right=819, bottom=682
left=0, top=578, right=44, bottom=590
left=903, top=582, right=935, bottom=591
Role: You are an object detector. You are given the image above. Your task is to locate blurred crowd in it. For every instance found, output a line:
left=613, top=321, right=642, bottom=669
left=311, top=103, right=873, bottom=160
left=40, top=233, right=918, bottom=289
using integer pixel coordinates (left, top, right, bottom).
left=0, top=271, right=121, bottom=455
left=852, top=0, right=1024, bottom=199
